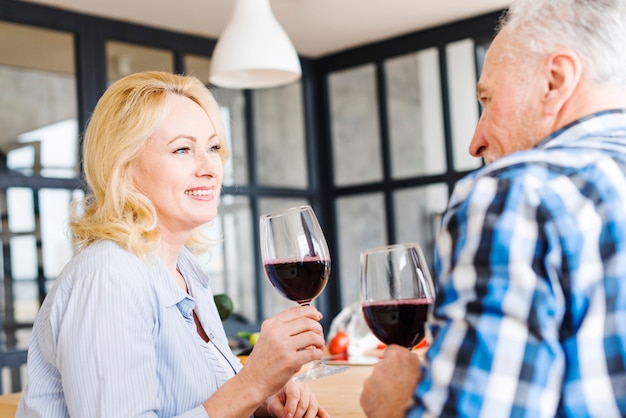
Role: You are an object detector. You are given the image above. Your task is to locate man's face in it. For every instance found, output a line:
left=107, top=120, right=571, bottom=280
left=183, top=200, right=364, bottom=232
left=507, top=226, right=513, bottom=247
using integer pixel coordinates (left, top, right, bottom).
left=468, top=31, right=553, bottom=163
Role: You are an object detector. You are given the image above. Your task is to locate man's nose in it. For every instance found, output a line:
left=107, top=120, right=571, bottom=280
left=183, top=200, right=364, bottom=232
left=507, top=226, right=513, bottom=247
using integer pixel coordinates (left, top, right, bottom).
left=468, top=117, right=487, bottom=158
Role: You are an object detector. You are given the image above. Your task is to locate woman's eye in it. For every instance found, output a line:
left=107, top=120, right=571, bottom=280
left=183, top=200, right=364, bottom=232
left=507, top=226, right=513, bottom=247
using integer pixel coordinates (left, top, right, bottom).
left=209, top=144, right=222, bottom=153
left=174, top=147, right=191, bottom=154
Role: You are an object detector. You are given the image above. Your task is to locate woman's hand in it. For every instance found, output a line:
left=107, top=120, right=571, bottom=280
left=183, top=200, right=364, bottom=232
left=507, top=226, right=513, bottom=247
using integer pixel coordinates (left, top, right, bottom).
left=238, top=305, right=326, bottom=396
left=264, top=380, right=329, bottom=418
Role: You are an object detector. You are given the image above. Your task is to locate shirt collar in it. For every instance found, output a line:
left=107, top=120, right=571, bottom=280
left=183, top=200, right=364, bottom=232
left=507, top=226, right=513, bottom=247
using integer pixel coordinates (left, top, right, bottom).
left=148, top=252, right=192, bottom=309
left=537, top=109, right=626, bottom=150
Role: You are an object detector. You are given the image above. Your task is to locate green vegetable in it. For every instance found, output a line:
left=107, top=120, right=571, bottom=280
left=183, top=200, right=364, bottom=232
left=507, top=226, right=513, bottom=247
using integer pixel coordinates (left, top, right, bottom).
left=213, top=294, right=234, bottom=321
left=236, top=331, right=260, bottom=346
left=248, top=332, right=260, bottom=346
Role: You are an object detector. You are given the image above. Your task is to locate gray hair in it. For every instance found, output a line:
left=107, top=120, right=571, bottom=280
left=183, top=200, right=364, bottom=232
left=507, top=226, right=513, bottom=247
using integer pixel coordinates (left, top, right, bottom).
left=498, top=0, right=626, bottom=86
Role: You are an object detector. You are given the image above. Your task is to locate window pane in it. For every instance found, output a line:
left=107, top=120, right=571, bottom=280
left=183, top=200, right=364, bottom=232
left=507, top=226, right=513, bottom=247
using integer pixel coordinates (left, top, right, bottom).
left=254, top=83, right=307, bottom=188
left=393, top=184, right=449, bottom=270
left=212, top=87, right=249, bottom=186
left=106, top=41, right=173, bottom=84
left=1, top=184, right=80, bottom=393
left=199, top=196, right=257, bottom=323
left=39, top=188, right=81, bottom=278
left=446, top=39, right=482, bottom=172
left=386, top=48, right=446, bottom=177
left=3, top=186, right=80, bottom=302
left=0, top=21, right=78, bottom=178
left=14, top=282, right=38, bottom=335
left=6, top=188, right=34, bottom=232
left=336, top=193, right=386, bottom=307
left=10, top=236, right=37, bottom=280
left=185, top=54, right=250, bottom=187
left=329, top=64, right=382, bottom=187
left=258, top=198, right=309, bottom=217
left=184, top=54, right=211, bottom=81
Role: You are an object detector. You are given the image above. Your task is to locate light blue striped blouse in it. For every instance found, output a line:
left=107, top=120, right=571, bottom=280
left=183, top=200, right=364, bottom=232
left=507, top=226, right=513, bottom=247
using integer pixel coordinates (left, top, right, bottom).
left=16, top=240, right=243, bottom=417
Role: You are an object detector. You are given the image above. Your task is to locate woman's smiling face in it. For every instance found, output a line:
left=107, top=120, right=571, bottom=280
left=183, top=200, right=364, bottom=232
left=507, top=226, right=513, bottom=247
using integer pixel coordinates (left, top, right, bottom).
left=133, top=93, right=224, bottom=240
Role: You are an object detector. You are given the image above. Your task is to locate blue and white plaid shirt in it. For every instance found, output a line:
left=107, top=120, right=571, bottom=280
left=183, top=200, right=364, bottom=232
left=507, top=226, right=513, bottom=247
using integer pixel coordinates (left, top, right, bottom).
left=410, top=110, right=626, bottom=417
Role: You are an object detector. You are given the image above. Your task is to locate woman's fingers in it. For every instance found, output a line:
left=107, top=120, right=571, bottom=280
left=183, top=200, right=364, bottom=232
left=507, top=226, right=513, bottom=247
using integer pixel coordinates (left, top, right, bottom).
left=275, top=305, right=323, bottom=322
left=279, top=382, right=327, bottom=418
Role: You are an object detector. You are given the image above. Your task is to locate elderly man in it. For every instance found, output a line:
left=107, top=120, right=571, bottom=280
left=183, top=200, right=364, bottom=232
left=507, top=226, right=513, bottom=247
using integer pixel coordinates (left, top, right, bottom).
left=361, top=0, right=626, bottom=417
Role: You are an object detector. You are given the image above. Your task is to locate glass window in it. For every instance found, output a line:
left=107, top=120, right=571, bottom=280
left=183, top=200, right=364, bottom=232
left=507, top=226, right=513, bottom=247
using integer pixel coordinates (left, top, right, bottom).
left=475, top=40, right=491, bottom=84
left=184, top=54, right=211, bottom=81
left=0, top=185, right=82, bottom=395
left=336, top=193, right=386, bottom=307
left=212, top=87, right=249, bottom=187
left=393, top=184, right=449, bottom=271
left=39, top=189, right=82, bottom=278
left=0, top=21, right=81, bottom=392
left=254, top=83, right=308, bottom=188
left=446, top=39, right=482, bottom=172
left=184, top=55, right=249, bottom=186
left=329, top=64, right=382, bottom=187
left=106, top=41, right=173, bottom=84
left=197, top=196, right=257, bottom=323
left=186, top=54, right=249, bottom=187
left=4, top=186, right=80, bottom=299
left=0, top=21, right=78, bottom=178
left=386, top=48, right=446, bottom=177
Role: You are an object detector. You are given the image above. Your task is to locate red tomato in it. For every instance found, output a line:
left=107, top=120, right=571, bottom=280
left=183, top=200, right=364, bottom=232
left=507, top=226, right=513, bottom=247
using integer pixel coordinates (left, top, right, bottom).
left=328, top=331, right=350, bottom=354
left=414, top=339, right=429, bottom=350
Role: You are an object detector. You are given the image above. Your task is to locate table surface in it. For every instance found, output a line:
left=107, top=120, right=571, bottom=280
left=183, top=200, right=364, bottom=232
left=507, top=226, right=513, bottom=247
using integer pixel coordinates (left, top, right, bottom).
left=307, top=364, right=370, bottom=417
left=0, top=392, right=20, bottom=416
left=0, top=365, right=370, bottom=418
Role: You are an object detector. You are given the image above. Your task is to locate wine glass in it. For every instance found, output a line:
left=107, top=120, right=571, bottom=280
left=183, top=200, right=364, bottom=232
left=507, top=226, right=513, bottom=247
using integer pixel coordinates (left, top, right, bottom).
left=360, top=242, right=436, bottom=349
left=259, top=204, right=348, bottom=380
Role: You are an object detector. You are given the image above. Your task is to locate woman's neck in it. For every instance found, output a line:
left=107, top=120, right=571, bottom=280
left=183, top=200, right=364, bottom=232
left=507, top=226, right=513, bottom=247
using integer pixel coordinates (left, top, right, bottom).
left=158, top=240, right=188, bottom=292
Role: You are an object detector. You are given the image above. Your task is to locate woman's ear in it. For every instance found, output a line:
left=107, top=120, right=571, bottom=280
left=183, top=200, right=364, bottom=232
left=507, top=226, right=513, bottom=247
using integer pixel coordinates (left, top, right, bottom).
left=543, top=49, right=582, bottom=115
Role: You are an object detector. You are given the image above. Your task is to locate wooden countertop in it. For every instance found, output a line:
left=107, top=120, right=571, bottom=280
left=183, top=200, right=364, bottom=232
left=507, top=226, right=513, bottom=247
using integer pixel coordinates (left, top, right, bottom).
left=0, top=392, right=20, bottom=417
left=0, top=365, right=371, bottom=417
left=306, top=365, right=370, bottom=417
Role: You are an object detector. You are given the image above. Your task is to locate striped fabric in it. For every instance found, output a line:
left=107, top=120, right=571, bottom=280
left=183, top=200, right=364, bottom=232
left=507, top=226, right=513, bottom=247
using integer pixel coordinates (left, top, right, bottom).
left=16, top=240, right=243, bottom=417
left=410, top=110, right=626, bottom=417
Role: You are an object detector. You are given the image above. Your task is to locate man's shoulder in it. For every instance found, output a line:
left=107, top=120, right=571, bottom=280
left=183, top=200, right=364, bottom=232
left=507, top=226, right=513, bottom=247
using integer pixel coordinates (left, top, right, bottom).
left=467, top=140, right=626, bottom=186
left=448, top=141, right=626, bottom=223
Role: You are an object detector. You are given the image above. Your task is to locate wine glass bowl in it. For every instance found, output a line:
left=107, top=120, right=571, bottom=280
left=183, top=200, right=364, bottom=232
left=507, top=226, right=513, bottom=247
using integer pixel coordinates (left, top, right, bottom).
left=260, top=205, right=330, bottom=305
left=259, top=205, right=348, bottom=380
left=360, top=242, right=436, bottom=349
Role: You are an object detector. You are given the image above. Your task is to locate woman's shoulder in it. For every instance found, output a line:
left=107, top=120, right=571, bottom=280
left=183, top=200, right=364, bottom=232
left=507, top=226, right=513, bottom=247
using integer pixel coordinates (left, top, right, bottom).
left=56, top=240, right=157, bottom=289
left=74, top=239, right=141, bottom=263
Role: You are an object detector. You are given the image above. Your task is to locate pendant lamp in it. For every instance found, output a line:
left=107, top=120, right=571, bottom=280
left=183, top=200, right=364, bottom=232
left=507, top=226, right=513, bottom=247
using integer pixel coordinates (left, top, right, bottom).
left=209, top=0, right=302, bottom=89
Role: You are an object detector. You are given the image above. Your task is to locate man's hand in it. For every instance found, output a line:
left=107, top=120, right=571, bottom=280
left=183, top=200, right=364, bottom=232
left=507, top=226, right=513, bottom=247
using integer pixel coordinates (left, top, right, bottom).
left=360, top=345, right=421, bottom=418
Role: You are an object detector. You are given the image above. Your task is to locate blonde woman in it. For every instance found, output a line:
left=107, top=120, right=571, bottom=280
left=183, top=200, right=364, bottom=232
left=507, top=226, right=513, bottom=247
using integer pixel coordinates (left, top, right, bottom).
left=17, top=71, right=328, bottom=418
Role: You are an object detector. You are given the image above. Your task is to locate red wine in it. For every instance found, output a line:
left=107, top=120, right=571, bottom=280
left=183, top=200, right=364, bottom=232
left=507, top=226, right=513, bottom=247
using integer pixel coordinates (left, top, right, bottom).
left=362, top=298, right=432, bottom=348
left=264, top=257, right=330, bottom=304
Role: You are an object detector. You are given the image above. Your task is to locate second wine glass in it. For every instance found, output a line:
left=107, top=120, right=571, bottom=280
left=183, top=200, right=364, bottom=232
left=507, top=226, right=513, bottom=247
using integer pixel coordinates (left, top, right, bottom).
left=360, top=242, right=436, bottom=349
left=259, top=204, right=348, bottom=380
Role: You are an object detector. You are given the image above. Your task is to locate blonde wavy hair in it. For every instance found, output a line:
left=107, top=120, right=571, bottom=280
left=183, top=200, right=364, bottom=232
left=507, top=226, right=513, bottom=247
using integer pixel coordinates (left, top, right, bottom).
left=70, top=71, right=229, bottom=258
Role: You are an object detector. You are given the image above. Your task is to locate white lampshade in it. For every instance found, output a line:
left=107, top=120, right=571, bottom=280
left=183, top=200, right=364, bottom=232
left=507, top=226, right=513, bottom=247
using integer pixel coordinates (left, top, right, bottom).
left=209, top=0, right=302, bottom=89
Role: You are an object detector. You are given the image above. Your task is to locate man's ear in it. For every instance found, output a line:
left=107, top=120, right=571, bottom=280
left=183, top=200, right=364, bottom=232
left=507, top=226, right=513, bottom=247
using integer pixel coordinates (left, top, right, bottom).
left=543, top=49, right=582, bottom=115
